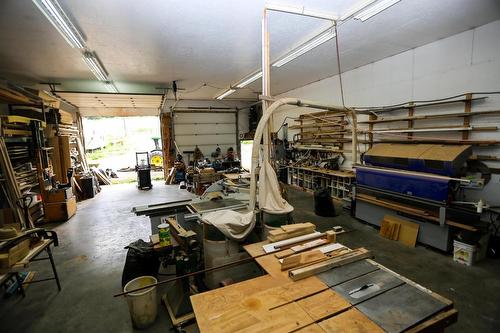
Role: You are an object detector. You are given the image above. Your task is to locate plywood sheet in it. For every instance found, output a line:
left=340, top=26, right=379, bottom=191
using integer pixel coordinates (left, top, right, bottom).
left=420, top=145, right=471, bottom=161
left=365, top=144, right=433, bottom=158
left=384, top=215, right=419, bottom=247
left=295, top=324, right=326, bottom=333
left=191, top=275, right=282, bottom=331
left=297, top=289, right=351, bottom=321
left=319, top=308, right=385, bottom=333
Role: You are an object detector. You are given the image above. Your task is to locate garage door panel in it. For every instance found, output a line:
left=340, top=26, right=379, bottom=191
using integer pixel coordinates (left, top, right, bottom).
left=174, top=112, right=237, bottom=157
left=175, top=123, right=235, bottom=135
left=174, top=113, right=235, bottom=123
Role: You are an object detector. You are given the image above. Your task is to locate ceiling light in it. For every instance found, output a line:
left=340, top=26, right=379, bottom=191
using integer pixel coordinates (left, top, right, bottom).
left=103, top=82, right=118, bottom=93
left=354, top=0, right=402, bottom=21
left=236, top=72, right=262, bottom=88
left=272, top=27, right=335, bottom=68
left=340, top=0, right=377, bottom=20
left=32, top=0, right=86, bottom=49
left=216, top=89, right=236, bottom=100
left=82, top=51, right=109, bottom=81
left=266, top=4, right=337, bottom=21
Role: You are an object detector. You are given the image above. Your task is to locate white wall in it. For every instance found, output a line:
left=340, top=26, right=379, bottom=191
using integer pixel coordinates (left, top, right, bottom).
left=273, top=20, right=500, bottom=205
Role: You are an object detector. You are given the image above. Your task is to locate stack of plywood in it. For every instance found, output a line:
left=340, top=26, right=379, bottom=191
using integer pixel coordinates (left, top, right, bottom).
left=268, top=223, right=316, bottom=242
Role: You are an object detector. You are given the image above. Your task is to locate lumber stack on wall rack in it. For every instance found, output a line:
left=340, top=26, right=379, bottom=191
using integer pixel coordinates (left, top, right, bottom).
left=291, top=110, right=350, bottom=152
left=356, top=93, right=500, bottom=146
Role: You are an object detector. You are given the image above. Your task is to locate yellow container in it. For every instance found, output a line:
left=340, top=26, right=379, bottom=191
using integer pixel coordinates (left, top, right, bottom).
left=158, top=223, right=171, bottom=247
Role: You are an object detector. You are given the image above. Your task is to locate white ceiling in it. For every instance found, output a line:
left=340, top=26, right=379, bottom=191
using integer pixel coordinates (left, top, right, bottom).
left=0, top=0, right=499, bottom=101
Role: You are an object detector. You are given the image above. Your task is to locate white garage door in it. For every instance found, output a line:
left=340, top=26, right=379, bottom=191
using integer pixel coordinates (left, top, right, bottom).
left=173, top=112, right=238, bottom=159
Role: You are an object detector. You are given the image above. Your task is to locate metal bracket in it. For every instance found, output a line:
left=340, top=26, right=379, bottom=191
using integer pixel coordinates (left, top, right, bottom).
left=439, top=207, right=446, bottom=227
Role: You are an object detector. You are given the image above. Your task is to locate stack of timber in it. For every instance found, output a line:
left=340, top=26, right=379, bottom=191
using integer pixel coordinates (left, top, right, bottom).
left=291, top=110, right=350, bottom=152
left=0, top=116, right=34, bottom=137
left=0, top=84, right=41, bottom=105
left=0, top=137, right=30, bottom=228
left=267, top=222, right=316, bottom=242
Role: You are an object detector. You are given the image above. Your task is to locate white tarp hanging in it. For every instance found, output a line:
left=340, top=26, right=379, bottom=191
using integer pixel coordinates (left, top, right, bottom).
left=258, top=160, right=294, bottom=214
left=201, top=210, right=255, bottom=241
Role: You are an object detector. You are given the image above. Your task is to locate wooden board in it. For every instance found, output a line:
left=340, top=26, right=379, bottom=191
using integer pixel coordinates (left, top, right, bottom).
left=268, top=223, right=316, bottom=242
left=384, top=215, right=419, bottom=247
left=49, top=137, right=62, bottom=182
left=191, top=275, right=314, bottom=333
left=380, top=219, right=401, bottom=241
left=0, top=239, right=31, bottom=268
left=281, top=250, right=327, bottom=271
left=294, top=324, right=326, bottom=333
left=206, top=301, right=314, bottom=333
left=289, top=248, right=372, bottom=281
left=58, top=136, right=71, bottom=184
left=296, top=289, right=351, bottom=321
left=318, top=308, right=385, bottom=333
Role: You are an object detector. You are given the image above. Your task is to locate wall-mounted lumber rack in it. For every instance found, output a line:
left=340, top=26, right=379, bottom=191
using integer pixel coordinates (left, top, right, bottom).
left=354, top=96, right=487, bottom=114
left=359, top=109, right=500, bottom=124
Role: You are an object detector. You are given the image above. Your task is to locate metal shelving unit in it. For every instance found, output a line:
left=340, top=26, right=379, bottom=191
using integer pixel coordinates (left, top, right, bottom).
left=287, top=166, right=355, bottom=202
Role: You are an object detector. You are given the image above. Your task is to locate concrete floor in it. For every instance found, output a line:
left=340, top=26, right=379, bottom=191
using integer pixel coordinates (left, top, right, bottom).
left=1, top=183, right=499, bottom=332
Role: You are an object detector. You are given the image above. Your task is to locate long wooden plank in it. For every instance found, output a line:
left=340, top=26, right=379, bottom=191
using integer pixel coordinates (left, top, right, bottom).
left=289, top=248, right=372, bottom=281
left=354, top=96, right=487, bottom=113
left=368, top=138, right=500, bottom=145
left=367, top=126, right=497, bottom=134
left=359, top=109, right=500, bottom=124
left=356, top=194, right=478, bottom=232
left=281, top=250, right=327, bottom=271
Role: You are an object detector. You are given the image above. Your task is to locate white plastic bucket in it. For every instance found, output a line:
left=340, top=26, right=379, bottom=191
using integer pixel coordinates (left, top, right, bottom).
left=124, top=276, right=158, bottom=329
left=453, top=240, right=476, bottom=266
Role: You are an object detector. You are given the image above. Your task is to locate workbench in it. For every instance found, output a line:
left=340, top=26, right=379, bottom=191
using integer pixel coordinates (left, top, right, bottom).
left=191, top=239, right=457, bottom=333
left=0, top=239, right=61, bottom=296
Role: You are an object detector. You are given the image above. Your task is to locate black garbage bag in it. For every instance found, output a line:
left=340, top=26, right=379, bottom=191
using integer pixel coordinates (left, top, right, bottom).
left=121, top=239, right=160, bottom=288
left=314, top=188, right=336, bottom=217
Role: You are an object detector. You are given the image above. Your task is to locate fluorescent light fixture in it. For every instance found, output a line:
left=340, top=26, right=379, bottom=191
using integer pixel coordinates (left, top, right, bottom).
left=32, top=0, right=85, bottom=48
left=82, top=51, right=109, bottom=81
left=354, top=0, right=402, bottom=21
left=266, top=4, right=337, bottom=21
left=340, top=0, right=378, bottom=20
left=216, top=89, right=236, bottom=100
left=103, top=82, right=118, bottom=93
left=236, top=72, right=262, bottom=88
left=272, top=27, right=335, bottom=68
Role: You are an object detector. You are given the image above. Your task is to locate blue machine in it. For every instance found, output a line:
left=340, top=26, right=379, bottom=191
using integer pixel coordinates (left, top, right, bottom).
left=359, top=144, right=472, bottom=202
left=356, top=144, right=476, bottom=252
left=356, top=166, right=451, bottom=202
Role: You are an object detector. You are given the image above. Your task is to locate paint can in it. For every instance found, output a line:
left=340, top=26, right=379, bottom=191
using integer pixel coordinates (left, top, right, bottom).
left=157, top=223, right=171, bottom=247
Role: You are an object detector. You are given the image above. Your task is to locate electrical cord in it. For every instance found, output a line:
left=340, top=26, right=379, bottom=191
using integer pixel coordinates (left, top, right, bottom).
left=334, top=22, right=345, bottom=108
